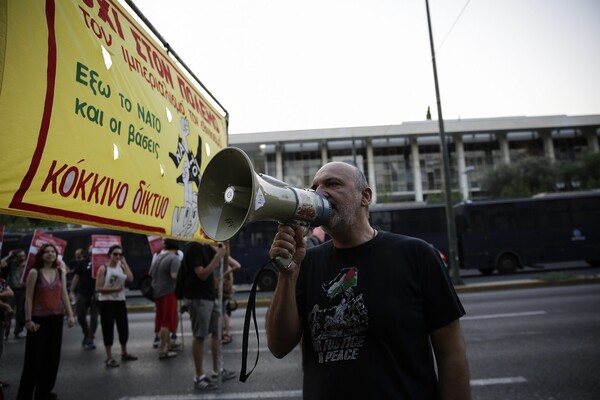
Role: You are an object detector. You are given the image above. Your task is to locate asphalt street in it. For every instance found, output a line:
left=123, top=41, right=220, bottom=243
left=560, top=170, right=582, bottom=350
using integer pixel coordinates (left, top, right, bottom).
left=1, top=266, right=599, bottom=400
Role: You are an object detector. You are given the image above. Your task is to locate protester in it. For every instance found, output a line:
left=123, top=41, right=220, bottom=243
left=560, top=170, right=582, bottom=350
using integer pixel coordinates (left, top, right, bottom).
left=181, top=242, right=236, bottom=391
left=266, top=161, right=471, bottom=399
left=0, top=275, right=14, bottom=389
left=151, top=247, right=183, bottom=350
left=305, top=227, right=321, bottom=248
left=0, top=249, right=27, bottom=339
left=70, top=246, right=99, bottom=350
left=311, top=226, right=326, bottom=243
left=16, top=243, right=75, bottom=400
left=149, top=239, right=181, bottom=359
left=214, top=245, right=240, bottom=345
left=95, top=245, right=137, bottom=368
left=66, top=248, right=85, bottom=294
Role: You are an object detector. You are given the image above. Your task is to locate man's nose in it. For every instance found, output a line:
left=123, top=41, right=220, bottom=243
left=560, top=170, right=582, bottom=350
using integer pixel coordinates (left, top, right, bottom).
left=314, top=185, right=328, bottom=197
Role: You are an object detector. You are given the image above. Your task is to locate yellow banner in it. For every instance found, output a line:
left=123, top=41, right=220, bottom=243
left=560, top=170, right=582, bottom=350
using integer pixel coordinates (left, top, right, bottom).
left=0, top=0, right=227, bottom=242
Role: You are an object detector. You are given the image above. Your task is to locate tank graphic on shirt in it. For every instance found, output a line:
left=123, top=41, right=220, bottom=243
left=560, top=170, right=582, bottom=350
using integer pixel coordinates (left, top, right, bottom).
left=309, top=267, right=369, bottom=364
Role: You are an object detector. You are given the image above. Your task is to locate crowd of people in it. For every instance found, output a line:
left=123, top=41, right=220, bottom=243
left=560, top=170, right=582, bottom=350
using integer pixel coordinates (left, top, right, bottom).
left=0, top=160, right=471, bottom=400
left=0, top=237, right=242, bottom=399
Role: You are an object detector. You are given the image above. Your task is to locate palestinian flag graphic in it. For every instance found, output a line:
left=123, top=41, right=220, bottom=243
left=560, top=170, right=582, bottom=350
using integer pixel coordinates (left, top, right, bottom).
left=325, top=267, right=358, bottom=300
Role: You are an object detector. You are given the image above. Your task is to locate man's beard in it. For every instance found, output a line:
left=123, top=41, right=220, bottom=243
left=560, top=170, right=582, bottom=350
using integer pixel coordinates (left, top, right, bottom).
left=323, top=197, right=360, bottom=237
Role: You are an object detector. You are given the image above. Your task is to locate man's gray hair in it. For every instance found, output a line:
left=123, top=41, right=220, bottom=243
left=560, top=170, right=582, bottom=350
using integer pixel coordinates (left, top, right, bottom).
left=343, top=161, right=368, bottom=190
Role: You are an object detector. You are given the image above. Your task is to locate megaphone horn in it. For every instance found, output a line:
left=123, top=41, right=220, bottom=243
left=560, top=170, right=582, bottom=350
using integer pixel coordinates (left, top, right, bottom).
left=198, top=147, right=332, bottom=243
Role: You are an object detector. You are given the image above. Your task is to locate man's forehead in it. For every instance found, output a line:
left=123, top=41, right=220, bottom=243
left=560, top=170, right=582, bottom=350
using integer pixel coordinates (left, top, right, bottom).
left=313, top=162, right=355, bottom=182
left=318, top=162, right=354, bottom=175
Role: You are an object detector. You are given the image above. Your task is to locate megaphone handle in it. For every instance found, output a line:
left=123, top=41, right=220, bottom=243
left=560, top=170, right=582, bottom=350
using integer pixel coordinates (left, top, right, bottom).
left=274, top=256, right=293, bottom=269
left=273, top=223, right=308, bottom=269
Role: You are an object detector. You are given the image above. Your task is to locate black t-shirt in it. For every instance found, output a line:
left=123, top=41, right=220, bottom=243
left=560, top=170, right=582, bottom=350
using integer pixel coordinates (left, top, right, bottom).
left=296, top=231, right=465, bottom=400
left=0, top=278, right=9, bottom=319
left=73, top=258, right=95, bottom=297
left=181, top=242, right=216, bottom=300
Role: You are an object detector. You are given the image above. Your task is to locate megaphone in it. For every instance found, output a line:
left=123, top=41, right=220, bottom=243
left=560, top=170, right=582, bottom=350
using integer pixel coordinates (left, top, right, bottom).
left=198, top=147, right=332, bottom=244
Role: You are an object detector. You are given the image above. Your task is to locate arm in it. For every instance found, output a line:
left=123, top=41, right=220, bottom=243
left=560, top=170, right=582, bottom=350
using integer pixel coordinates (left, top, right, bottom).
left=0, top=285, right=13, bottom=300
left=0, top=259, right=7, bottom=268
left=0, top=285, right=14, bottom=314
left=193, top=245, right=227, bottom=281
left=24, top=270, right=38, bottom=332
left=120, top=257, right=134, bottom=282
left=265, top=225, right=305, bottom=358
left=70, top=273, right=80, bottom=300
left=0, top=250, right=16, bottom=268
left=169, top=257, right=179, bottom=280
left=95, top=265, right=106, bottom=293
left=224, top=255, right=241, bottom=276
left=431, top=319, right=471, bottom=400
left=60, top=268, right=76, bottom=327
left=0, top=299, right=13, bottom=315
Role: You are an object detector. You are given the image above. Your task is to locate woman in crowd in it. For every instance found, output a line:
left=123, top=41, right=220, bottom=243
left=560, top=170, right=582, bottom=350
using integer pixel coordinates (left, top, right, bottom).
left=96, top=245, right=137, bottom=368
left=0, top=274, right=14, bottom=389
left=17, top=243, right=75, bottom=400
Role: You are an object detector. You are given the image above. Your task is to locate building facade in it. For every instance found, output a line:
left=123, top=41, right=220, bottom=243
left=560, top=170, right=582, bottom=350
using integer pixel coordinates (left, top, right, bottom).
left=229, top=114, right=600, bottom=204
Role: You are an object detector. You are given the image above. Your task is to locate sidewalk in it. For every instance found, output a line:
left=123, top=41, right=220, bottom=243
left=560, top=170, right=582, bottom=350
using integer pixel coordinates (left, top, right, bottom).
left=454, top=274, right=600, bottom=293
left=126, top=273, right=600, bottom=313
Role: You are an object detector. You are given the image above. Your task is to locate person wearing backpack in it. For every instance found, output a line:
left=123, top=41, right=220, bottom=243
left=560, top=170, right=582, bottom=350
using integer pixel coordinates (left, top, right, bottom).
left=149, top=239, right=181, bottom=359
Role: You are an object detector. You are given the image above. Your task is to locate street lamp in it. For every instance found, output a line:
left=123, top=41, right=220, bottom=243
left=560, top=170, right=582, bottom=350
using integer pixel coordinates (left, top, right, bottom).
left=424, top=0, right=463, bottom=286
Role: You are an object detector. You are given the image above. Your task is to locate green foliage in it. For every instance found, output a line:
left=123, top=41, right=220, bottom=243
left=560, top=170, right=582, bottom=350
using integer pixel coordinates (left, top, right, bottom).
left=0, top=214, right=69, bottom=232
left=426, top=190, right=463, bottom=204
left=580, top=153, right=600, bottom=189
left=481, top=153, right=600, bottom=198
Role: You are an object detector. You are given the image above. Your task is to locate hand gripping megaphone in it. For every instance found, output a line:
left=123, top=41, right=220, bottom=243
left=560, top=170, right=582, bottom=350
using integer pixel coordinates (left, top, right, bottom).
left=197, top=147, right=331, bottom=266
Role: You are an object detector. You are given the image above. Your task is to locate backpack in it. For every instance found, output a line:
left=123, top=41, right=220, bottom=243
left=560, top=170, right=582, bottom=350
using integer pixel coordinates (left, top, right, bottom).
left=174, top=261, right=186, bottom=300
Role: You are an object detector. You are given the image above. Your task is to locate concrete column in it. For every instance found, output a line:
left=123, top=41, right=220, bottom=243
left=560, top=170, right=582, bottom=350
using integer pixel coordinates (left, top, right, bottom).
left=584, top=128, right=599, bottom=153
left=275, top=143, right=283, bottom=180
left=496, top=132, right=510, bottom=164
left=366, top=139, right=377, bottom=204
left=541, top=130, right=555, bottom=163
left=410, top=137, right=423, bottom=202
left=455, top=135, right=468, bottom=200
left=320, top=140, right=328, bottom=164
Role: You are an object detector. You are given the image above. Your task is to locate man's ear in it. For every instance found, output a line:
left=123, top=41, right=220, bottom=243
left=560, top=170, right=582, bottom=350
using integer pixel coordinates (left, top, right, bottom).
left=361, top=187, right=372, bottom=206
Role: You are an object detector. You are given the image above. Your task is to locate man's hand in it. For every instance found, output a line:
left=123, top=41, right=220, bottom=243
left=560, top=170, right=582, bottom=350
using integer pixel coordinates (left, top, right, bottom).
left=269, top=224, right=307, bottom=272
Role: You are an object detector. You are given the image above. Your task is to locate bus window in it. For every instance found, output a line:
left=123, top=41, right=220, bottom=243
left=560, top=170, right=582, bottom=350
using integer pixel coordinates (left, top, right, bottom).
left=488, top=204, right=517, bottom=231
left=124, top=234, right=153, bottom=268
left=253, top=233, right=265, bottom=246
left=516, top=203, right=538, bottom=229
left=540, top=199, right=570, bottom=228
left=466, top=208, right=486, bottom=234
left=571, top=197, right=600, bottom=226
left=370, top=210, right=392, bottom=232
left=231, top=230, right=248, bottom=251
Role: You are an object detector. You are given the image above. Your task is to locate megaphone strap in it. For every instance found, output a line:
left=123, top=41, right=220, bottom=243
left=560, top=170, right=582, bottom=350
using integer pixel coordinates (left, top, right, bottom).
left=239, top=259, right=275, bottom=382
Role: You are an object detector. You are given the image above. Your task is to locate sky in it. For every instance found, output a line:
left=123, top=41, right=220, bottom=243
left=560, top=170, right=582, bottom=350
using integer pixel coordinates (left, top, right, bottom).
left=129, top=0, right=600, bottom=134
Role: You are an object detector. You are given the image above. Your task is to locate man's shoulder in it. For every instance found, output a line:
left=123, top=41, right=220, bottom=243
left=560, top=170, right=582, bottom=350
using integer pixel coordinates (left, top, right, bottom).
left=183, top=243, right=214, bottom=261
left=73, top=260, right=90, bottom=273
left=377, top=230, right=429, bottom=246
left=164, top=252, right=181, bottom=264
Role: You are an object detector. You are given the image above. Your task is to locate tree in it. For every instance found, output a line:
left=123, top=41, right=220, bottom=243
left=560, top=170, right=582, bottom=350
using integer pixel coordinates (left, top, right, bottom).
left=553, top=153, right=600, bottom=191
left=0, top=214, right=69, bottom=232
left=481, top=154, right=600, bottom=199
left=579, top=153, right=600, bottom=189
left=481, top=157, right=556, bottom=198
